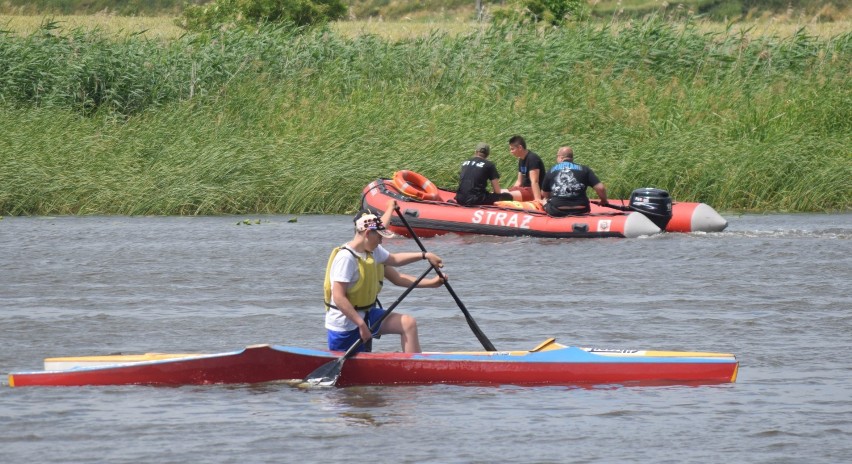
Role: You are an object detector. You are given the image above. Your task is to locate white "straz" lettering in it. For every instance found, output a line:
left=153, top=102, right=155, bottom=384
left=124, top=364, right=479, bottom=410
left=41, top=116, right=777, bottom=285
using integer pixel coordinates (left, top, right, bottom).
left=472, top=210, right=533, bottom=229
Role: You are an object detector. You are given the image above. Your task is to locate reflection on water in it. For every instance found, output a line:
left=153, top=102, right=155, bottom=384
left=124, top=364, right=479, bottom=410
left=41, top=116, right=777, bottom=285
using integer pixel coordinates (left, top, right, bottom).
left=322, top=387, right=395, bottom=427
left=274, top=375, right=426, bottom=427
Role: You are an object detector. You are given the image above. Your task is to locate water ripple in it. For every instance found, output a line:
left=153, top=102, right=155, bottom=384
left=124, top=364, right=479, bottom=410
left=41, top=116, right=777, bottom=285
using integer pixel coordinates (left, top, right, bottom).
left=1, top=213, right=851, bottom=463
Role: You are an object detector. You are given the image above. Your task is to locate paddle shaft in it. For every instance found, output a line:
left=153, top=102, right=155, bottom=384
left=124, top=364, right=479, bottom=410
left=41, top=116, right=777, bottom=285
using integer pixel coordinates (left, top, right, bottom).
left=393, top=206, right=497, bottom=352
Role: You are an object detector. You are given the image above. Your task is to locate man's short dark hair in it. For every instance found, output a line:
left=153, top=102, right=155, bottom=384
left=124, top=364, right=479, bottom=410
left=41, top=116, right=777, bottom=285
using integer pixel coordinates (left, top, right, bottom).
left=508, top=135, right=527, bottom=149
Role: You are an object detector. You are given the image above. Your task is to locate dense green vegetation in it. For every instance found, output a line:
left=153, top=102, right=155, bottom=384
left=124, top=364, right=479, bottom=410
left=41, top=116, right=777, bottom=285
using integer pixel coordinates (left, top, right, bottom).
left=1, top=0, right=847, bottom=22
left=0, top=17, right=849, bottom=215
left=179, top=0, right=347, bottom=31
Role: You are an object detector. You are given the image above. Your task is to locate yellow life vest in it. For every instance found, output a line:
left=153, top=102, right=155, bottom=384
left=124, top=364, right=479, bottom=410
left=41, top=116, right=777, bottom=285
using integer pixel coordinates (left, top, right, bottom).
left=323, top=246, right=384, bottom=311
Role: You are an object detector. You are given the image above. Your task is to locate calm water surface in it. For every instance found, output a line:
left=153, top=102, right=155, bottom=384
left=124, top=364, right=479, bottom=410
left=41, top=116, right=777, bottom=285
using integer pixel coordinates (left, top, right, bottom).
left=1, top=213, right=850, bottom=463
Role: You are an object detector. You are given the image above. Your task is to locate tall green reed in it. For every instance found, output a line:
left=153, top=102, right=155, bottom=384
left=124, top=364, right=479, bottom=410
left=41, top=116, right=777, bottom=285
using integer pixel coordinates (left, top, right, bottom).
left=1, top=18, right=849, bottom=215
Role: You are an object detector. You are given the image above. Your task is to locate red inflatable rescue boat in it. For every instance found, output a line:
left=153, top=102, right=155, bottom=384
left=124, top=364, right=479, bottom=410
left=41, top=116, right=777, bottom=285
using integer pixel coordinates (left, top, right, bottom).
left=361, top=172, right=727, bottom=239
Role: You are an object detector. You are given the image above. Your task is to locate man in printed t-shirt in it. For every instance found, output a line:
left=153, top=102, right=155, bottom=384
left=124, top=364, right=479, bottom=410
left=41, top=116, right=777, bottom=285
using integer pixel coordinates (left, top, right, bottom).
left=541, top=146, right=609, bottom=216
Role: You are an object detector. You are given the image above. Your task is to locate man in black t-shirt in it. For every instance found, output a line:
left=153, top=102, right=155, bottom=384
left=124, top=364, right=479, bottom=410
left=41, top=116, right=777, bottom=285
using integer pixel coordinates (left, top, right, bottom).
left=542, top=146, right=609, bottom=216
left=454, top=143, right=519, bottom=206
left=508, top=135, right=546, bottom=202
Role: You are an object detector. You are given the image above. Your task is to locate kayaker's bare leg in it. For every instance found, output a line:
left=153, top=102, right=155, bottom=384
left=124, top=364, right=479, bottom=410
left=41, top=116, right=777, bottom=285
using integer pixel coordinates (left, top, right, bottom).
left=379, top=313, right=421, bottom=353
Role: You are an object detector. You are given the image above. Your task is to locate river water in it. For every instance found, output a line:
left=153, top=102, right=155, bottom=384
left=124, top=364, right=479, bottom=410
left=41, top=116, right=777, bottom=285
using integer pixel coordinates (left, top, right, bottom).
left=1, top=213, right=850, bottom=463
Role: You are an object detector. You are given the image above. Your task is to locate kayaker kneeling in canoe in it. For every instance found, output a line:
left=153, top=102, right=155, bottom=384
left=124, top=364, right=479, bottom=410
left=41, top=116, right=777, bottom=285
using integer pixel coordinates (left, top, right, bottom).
left=541, top=146, right=609, bottom=216
left=323, top=200, right=446, bottom=353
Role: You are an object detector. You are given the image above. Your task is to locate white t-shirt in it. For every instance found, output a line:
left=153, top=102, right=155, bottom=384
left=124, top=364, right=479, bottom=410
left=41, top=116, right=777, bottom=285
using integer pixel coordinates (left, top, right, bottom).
left=325, top=245, right=390, bottom=332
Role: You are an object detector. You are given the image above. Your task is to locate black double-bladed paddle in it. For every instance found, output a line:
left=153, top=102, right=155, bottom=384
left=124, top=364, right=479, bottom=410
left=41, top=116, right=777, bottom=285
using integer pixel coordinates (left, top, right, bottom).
left=393, top=205, right=497, bottom=352
left=303, top=266, right=433, bottom=387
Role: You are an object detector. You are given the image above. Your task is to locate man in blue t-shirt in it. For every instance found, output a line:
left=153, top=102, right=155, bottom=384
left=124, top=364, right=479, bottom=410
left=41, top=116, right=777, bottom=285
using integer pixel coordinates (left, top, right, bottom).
left=541, top=146, right=609, bottom=216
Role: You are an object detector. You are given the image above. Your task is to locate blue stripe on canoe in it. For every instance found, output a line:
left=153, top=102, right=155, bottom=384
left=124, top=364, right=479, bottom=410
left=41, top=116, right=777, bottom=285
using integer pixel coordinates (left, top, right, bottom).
left=271, top=345, right=733, bottom=364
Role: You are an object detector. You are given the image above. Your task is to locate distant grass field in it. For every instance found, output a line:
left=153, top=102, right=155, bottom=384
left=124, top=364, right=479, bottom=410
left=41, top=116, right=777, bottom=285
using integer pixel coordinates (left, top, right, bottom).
left=0, top=14, right=184, bottom=40
left=0, top=15, right=849, bottom=215
left=2, top=13, right=850, bottom=39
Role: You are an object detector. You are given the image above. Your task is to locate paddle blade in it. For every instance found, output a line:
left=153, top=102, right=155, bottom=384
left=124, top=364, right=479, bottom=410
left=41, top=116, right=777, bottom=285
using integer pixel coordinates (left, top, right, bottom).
left=303, top=358, right=345, bottom=387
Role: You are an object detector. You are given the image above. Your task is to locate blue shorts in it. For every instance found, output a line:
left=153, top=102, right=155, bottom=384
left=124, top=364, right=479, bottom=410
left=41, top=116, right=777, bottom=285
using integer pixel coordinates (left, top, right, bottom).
left=327, top=308, right=386, bottom=352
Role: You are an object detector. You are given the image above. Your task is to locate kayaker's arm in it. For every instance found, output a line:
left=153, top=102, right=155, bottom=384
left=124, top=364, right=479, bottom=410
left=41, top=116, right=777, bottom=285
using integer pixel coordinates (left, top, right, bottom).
left=384, top=266, right=445, bottom=288
left=380, top=199, right=396, bottom=227
left=385, top=251, right=443, bottom=270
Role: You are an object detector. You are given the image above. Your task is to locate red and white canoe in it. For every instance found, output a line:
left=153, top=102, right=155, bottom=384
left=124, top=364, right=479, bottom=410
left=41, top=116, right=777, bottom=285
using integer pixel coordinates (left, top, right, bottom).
left=362, top=176, right=727, bottom=239
left=7, top=339, right=738, bottom=388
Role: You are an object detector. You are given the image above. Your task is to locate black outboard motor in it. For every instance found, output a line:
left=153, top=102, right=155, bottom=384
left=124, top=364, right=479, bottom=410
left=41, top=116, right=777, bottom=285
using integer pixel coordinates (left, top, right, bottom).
left=629, top=188, right=673, bottom=230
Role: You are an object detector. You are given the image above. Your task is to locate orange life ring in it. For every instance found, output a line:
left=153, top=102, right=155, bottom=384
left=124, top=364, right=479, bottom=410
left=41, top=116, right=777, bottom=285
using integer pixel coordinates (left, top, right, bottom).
left=392, top=170, right=441, bottom=201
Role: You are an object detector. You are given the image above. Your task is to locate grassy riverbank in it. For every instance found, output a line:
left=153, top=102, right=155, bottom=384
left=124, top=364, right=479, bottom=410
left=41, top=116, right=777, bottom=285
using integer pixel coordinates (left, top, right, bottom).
left=1, top=18, right=849, bottom=215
